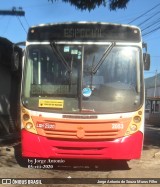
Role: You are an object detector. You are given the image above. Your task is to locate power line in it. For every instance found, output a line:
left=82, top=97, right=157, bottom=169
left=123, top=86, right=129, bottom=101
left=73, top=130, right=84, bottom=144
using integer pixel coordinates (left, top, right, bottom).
left=129, top=7, right=160, bottom=37
left=143, top=25, right=160, bottom=37
left=142, top=18, right=160, bottom=32
left=0, top=7, right=28, bottom=34
left=138, top=11, right=160, bottom=27
left=24, top=16, right=30, bottom=27
left=126, top=2, right=160, bottom=38
left=128, top=2, right=160, bottom=24
left=16, top=16, right=27, bottom=34
left=126, top=2, right=160, bottom=37
left=0, top=7, right=26, bottom=36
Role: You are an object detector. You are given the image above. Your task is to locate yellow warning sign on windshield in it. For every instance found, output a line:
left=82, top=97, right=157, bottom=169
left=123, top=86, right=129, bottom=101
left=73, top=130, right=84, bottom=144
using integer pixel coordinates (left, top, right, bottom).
left=39, top=99, right=64, bottom=109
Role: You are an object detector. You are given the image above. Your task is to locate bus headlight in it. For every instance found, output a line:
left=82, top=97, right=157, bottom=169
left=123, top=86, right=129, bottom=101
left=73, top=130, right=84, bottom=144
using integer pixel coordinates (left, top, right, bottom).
left=21, top=107, right=37, bottom=134
left=125, top=109, right=143, bottom=136
left=25, top=122, right=33, bottom=130
left=133, top=116, right=141, bottom=123
left=130, top=124, right=137, bottom=132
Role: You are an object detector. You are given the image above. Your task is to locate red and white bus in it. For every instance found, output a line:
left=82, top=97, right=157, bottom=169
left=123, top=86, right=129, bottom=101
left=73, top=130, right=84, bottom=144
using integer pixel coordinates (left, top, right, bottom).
left=21, top=22, right=150, bottom=159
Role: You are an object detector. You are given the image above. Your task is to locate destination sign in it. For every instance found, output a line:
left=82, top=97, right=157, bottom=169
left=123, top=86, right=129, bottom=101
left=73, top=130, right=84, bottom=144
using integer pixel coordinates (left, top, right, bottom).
left=64, top=28, right=102, bottom=39
left=27, top=23, right=141, bottom=42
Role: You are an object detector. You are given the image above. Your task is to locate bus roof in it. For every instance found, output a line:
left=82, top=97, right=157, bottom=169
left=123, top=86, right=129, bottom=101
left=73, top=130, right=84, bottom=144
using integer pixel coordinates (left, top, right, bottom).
left=30, top=21, right=140, bottom=30
left=27, top=22, right=141, bottom=43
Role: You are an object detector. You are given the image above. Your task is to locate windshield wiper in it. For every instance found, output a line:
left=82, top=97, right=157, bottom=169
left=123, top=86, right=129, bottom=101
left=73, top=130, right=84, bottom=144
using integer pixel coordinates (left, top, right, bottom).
left=92, top=42, right=116, bottom=74
left=50, top=42, right=71, bottom=72
left=50, top=42, right=73, bottom=92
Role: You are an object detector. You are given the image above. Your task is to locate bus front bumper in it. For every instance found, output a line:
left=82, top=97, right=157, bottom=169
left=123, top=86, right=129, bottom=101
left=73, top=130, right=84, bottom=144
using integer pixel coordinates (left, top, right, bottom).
left=22, top=129, right=143, bottom=160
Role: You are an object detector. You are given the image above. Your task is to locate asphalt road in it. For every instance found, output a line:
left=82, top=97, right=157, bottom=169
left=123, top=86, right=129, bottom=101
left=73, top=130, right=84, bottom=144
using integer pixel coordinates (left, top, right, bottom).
left=0, top=123, right=160, bottom=187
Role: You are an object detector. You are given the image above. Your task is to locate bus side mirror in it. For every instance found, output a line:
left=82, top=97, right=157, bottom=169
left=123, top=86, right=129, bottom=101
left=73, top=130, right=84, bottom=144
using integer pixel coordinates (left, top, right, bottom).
left=143, top=53, right=150, bottom=71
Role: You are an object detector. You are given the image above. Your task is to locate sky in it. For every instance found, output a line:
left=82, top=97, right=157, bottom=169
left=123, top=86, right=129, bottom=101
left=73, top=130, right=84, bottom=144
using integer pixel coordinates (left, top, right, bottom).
left=0, top=0, right=160, bottom=78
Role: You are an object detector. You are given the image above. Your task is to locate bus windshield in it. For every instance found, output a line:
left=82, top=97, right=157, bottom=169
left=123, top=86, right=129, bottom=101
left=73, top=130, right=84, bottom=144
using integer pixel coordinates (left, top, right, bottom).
left=22, top=43, right=142, bottom=113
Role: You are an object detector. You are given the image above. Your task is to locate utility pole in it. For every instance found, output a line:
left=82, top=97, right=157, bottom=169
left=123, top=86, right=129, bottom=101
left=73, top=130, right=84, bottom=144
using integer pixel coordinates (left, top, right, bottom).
left=154, top=70, right=157, bottom=112
left=0, top=7, right=25, bottom=16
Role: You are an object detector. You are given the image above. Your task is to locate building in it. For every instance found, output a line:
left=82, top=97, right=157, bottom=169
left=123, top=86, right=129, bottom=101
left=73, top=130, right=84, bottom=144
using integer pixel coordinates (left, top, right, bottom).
left=145, top=72, right=160, bottom=124
left=145, top=72, right=160, bottom=97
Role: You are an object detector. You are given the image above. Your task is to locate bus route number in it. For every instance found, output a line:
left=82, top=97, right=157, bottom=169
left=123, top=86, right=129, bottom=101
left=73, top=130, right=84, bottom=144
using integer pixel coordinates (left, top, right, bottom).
left=112, top=123, right=124, bottom=130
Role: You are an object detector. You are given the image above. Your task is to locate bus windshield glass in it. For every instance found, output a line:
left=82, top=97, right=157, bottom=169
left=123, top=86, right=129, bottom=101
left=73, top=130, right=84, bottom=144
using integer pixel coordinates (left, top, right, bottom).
left=22, top=43, right=142, bottom=113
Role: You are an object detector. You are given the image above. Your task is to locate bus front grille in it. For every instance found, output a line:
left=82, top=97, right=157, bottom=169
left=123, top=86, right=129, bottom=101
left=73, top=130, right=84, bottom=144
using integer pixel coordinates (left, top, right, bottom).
left=44, top=129, right=119, bottom=140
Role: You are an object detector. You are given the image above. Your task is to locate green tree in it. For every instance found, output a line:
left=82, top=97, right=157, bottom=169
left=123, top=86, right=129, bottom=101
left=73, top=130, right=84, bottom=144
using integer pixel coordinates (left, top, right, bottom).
left=48, top=0, right=130, bottom=11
